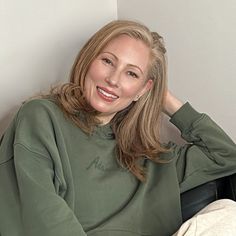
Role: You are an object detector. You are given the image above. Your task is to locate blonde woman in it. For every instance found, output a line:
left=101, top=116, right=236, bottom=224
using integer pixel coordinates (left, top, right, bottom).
left=0, top=20, right=236, bottom=236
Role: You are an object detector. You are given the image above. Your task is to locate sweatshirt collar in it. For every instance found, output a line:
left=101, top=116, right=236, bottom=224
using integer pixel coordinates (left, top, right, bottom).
left=93, top=123, right=115, bottom=139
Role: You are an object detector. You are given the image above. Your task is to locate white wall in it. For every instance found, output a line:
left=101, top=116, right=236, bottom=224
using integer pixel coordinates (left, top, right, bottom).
left=0, top=0, right=117, bottom=135
left=2, top=1, right=236, bottom=143
left=118, top=0, right=236, bottom=142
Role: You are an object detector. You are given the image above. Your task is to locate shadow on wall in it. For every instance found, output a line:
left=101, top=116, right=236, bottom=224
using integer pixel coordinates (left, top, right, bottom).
left=0, top=28, right=84, bottom=138
left=160, top=114, right=186, bottom=146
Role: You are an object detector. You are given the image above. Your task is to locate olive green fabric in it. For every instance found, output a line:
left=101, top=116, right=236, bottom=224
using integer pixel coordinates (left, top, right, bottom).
left=0, top=99, right=236, bottom=236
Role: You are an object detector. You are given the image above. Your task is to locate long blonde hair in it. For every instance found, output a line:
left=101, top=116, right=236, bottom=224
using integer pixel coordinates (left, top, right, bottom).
left=52, top=20, right=168, bottom=181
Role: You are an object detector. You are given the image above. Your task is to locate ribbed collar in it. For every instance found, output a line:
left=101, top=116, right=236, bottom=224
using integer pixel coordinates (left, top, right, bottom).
left=93, top=123, right=115, bottom=140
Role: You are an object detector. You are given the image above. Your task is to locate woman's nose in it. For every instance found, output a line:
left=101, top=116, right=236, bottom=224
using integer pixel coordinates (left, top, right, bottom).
left=105, top=70, right=120, bottom=87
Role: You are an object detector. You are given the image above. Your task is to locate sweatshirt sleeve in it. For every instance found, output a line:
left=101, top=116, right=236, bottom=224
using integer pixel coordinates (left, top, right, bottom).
left=170, top=102, right=236, bottom=193
left=13, top=99, right=87, bottom=236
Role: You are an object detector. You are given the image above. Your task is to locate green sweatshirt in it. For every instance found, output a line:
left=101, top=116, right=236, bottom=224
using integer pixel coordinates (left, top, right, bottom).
left=0, top=99, right=236, bottom=236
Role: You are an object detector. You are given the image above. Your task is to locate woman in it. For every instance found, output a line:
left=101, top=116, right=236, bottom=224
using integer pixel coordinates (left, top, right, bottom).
left=0, top=20, right=236, bottom=236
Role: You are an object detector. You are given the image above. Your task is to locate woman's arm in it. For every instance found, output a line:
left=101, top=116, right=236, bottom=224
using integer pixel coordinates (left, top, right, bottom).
left=14, top=144, right=87, bottom=236
left=1, top=99, right=88, bottom=236
left=163, top=90, right=184, bottom=117
left=163, top=91, right=236, bottom=192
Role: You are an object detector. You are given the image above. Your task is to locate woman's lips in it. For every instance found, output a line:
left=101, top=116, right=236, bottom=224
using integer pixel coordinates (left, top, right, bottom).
left=97, top=86, right=119, bottom=102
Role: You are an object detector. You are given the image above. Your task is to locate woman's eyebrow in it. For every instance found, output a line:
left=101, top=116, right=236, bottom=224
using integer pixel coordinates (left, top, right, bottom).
left=101, top=51, right=144, bottom=75
left=101, top=51, right=118, bottom=60
left=127, top=63, right=144, bottom=75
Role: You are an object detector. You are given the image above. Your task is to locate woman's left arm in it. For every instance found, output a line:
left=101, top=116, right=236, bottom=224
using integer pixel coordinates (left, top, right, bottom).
left=164, top=90, right=236, bottom=193
left=163, top=90, right=184, bottom=117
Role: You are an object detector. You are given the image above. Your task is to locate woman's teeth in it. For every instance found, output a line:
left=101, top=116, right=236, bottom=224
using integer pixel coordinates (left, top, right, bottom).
left=97, top=87, right=118, bottom=99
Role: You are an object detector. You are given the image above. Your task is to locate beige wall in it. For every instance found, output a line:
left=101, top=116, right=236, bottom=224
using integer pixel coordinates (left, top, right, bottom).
left=0, top=0, right=117, bottom=135
left=118, top=0, right=236, bottom=142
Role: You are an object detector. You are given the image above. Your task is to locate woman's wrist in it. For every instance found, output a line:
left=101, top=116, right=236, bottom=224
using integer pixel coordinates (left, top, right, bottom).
left=163, top=91, right=184, bottom=117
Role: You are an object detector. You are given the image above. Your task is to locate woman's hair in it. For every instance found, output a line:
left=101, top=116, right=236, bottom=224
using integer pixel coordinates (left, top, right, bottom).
left=51, top=20, right=168, bottom=181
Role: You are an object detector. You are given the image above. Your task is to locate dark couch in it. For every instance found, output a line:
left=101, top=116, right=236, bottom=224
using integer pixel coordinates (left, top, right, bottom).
left=181, top=173, right=236, bottom=222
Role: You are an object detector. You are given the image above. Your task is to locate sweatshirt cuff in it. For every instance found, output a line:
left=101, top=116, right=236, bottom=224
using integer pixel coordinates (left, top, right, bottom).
left=170, top=102, right=203, bottom=132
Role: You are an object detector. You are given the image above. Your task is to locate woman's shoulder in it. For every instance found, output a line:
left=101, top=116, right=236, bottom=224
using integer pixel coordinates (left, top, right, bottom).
left=17, top=97, right=61, bottom=119
left=20, top=97, right=59, bottom=112
left=13, top=97, right=66, bottom=130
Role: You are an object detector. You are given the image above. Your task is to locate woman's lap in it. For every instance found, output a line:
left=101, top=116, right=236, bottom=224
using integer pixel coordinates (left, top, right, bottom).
left=173, top=199, right=236, bottom=236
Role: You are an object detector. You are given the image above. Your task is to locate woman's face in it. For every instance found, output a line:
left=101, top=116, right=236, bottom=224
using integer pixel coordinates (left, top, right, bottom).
left=84, top=34, right=153, bottom=124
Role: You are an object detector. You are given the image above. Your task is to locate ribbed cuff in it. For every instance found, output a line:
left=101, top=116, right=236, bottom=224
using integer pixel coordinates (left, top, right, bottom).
left=170, top=102, right=203, bottom=132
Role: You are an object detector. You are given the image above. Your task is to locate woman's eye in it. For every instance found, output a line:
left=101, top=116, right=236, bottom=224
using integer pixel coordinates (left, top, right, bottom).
left=102, top=58, right=113, bottom=65
left=127, top=71, right=138, bottom=78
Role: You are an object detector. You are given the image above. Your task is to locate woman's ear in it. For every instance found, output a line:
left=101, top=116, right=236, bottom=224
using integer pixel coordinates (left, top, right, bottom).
left=133, top=79, right=153, bottom=101
left=144, top=79, right=153, bottom=92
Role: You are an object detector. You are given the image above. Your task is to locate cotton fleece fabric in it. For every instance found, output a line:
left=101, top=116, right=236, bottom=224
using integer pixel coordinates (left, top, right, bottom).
left=0, top=99, right=236, bottom=236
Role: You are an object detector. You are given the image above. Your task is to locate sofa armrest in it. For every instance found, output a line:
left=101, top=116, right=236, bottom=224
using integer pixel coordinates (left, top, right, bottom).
left=181, top=174, right=236, bottom=222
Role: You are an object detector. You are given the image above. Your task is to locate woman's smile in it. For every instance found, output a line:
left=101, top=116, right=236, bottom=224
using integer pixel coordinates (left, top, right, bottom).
left=96, top=86, right=119, bottom=102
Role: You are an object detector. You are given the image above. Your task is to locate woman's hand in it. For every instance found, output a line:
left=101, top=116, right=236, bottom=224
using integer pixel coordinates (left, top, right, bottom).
left=163, top=90, right=184, bottom=117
